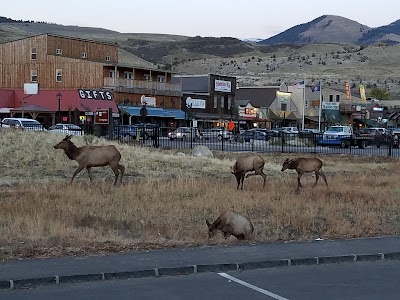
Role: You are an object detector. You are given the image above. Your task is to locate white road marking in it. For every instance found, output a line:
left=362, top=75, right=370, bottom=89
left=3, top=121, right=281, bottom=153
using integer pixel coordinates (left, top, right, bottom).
left=218, top=272, right=289, bottom=300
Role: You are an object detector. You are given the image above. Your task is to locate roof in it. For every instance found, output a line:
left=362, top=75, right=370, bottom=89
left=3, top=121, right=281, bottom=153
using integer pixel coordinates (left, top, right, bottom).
left=236, top=86, right=279, bottom=107
left=119, top=106, right=185, bottom=119
left=11, top=104, right=52, bottom=112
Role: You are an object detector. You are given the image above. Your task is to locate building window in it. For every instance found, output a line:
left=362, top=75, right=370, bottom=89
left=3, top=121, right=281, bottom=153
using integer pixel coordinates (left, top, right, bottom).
left=157, top=75, right=165, bottom=83
left=336, top=95, right=340, bottom=102
left=56, top=48, right=62, bottom=55
left=82, top=52, right=87, bottom=59
left=56, top=69, right=62, bottom=82
left=30, top=48, right=37, bottom=60
left=221, top=96, right=225, bottom=108
left=124, top=72, right=133, bottom=79
left=214, top=95, right=218, bottom=109
left=31, top=70, right=38, bottom=83
left=109, top=70, right=116, bottom=78
left=105, top=56, right=111, bottom=61
left=227, top=96, right=232, bottom=109
left=329, top=94, right=333, bottom=102
left=281, top=103, right=287, bottom=111
left=305, top=99, right=309, bottom=108
left=144, top=74, right=151, bottom=81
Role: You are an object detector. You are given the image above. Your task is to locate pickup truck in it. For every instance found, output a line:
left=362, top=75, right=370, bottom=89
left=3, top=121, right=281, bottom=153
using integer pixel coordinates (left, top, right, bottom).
left=318, top=125, right=387, bottom=148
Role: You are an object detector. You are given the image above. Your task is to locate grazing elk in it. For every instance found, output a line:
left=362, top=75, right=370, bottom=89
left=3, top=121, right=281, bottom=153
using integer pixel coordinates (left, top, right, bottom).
left=281, top=157, right=328, bottom=191
left=231, top=155, right=266, bottom=190
left=54, top=135, right=125, bottom=185
left=206, top=210, right=254, bottom=240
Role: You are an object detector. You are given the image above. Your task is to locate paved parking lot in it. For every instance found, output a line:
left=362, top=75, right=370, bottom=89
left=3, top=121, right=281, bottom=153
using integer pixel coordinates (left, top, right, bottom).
left=3, top=260, right=400, bottom=299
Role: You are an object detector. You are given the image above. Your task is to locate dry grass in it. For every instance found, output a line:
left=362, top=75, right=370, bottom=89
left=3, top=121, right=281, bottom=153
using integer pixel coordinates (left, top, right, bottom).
left=1, top=129, right=400, bottom=260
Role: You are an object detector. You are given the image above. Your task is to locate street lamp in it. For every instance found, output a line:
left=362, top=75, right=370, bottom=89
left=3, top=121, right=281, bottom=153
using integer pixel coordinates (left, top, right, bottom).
left=56, top=93, right=62, bottom=123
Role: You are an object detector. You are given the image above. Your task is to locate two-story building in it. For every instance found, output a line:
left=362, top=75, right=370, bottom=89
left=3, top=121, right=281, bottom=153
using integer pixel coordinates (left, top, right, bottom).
left=172, top=74, right=236, bottom=129
left=0, top=34, right=183, bottom=127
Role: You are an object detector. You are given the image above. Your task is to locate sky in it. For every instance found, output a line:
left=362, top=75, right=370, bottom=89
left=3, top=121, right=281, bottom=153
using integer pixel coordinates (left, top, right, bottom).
left=3, top=0, right=400, bottom=39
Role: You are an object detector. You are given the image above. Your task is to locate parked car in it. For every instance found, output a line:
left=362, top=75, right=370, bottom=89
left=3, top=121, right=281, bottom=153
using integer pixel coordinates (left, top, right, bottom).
left=113, top=123, right=157, bottom=140
left=202, top=128, right=233, bottom=140
left=1, top=117, right=46, bottom=131
left=236, top=130, right=269, bottom=143
left=280, top=127, right=299, bottom=134
left=48, top=123, right=83, bottom=136
left=168, top=127, right=201, bottom=141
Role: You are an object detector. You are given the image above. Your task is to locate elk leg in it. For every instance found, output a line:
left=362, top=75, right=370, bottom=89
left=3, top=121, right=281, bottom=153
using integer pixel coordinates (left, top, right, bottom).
left=236, top=176, right=241, bottom=189
left=319, top=170, right=328, bottom=186
left=86, top=167, right=93, bottom=182
left=110, top=166, right=120, bottom=185
left=223, top=231, right=230, bottom=239
left=117, top=164, right=125, bottom=184
left=245, top=172, right=255, bottom=178
left=240, top=174, right=245, bottom=190
left=296, top=170, right=304, bottom=188
left=70, top=165, right=85, bottom=184
left=313, top=171, right=319, bottom=187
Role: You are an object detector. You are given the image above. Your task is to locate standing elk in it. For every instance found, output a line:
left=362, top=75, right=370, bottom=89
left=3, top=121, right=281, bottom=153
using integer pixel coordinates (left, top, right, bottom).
left=54, top=135, right=125, bottom=185
left=231, top=155, right=266, bottom=190
left=206, top=210, right=254, bottom=240
left=281, top=157, right=328, bottom=191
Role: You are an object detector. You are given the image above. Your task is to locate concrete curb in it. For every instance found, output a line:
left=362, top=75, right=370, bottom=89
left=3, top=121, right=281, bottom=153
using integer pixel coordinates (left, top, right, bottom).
left=1, top=251, right=399, bottom=290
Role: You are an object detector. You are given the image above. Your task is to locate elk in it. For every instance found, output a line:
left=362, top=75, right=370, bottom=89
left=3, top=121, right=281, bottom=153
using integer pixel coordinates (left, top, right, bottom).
left=206, top=210, right=254, bottom=240
left=281, top=157, right=328, bottom=191
left=231, top=155, right=266, bottom=190
left=54, top=135, right=125, bottom=185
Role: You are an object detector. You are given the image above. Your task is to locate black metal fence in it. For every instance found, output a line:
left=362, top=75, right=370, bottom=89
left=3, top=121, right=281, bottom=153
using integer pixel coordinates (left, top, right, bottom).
left=2, top=122, right=398, bottom=157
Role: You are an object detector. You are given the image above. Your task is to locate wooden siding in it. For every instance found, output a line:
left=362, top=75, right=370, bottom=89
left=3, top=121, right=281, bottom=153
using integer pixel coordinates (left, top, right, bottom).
left=47, top=35, right=118, bottom=63
left=114, top=92, right=181, bottom=109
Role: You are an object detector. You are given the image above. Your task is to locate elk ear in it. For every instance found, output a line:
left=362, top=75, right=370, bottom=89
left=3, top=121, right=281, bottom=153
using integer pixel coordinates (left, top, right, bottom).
left=284, top=158, right=289, bottom=163
left=64, top=135, right=72, bottom=140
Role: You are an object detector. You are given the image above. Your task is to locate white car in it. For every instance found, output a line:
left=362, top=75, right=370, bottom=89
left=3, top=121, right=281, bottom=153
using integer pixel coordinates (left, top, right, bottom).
left=168, top=127, right=200, bottom=141
left=1, top=117, right=46, bottom=131
left=202, top=128, right=233, bottom=140
left=281, top=127, right=299, bottom=134
left=48, top=123, right=83, bottom=136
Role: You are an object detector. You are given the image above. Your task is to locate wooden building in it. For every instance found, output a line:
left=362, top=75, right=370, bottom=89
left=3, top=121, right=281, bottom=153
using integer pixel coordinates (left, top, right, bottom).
left=0, top=34, right=183, bottom=126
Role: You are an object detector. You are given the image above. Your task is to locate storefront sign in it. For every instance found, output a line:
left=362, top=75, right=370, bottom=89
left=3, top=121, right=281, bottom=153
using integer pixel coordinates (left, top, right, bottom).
left=277, top=91, right=291, bottom=103
left=78, top=89, right=113, bottom=100
left=186, top=97, right=206, bottom=109
left=322, top=102, right=339, bottom=110
left=215, top=80, right=232, bottom=93
left=94, top=109, right=109, bottom=125
left=141, top=95, right=156, bottom=107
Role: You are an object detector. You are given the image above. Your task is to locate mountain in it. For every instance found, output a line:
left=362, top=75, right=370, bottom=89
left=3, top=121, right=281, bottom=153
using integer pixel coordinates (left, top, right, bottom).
left=358, top=20, right=400, bottom=45
left=259, top=15, right=371, bottom=45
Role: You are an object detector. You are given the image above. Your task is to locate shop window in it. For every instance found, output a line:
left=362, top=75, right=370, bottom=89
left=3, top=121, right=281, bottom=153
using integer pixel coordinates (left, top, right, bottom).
left=144, top=74, right=151, bottom=81
left=336, top=95, right=340, bottom=102
left=157, top=75, right=165, bottom=83
left=30, top=48, right=37, bottom=60
left=82, top=52, right=87, bottom=59
left=31, top=70, right=38, bottom=83
left=281, top=103, right=287, bottom=111
left=56, top=69, right=62, bottom=82
left=329, top=94, right=333, bottom=102
left=124, top=72, right=133, bottom=79
left=105, top=56, right=111, bottom=61
left=56, top=48, right=62, bottom=55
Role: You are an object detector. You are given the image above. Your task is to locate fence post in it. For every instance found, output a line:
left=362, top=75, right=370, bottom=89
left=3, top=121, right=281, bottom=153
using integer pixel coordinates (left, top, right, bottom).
left=281, top=133, right=285, bottom=153
left=221, top=133, right=225, bottom=152
left=389, top=136, right=392, bottom=156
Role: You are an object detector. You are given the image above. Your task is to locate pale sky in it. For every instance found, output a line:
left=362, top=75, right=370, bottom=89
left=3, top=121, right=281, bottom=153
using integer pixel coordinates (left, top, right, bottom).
left=3, top=0, right=400, bottom=39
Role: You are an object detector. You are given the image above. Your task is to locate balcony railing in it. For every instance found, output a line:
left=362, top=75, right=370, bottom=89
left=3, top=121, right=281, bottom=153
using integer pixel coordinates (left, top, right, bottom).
left=104, top=77, right=182, bottom=96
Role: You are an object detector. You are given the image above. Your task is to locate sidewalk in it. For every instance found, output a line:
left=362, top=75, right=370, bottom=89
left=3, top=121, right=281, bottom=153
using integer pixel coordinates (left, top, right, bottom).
left=2, top=235, right=400, bottom=289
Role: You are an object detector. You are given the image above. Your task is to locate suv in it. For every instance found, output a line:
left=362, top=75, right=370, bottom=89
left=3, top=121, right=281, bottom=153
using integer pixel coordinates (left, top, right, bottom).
left=202, top=128, right=232, bottom=140
left=1, top=118, right=46, bottom=131
left=168, top=127, right=200, bottom=141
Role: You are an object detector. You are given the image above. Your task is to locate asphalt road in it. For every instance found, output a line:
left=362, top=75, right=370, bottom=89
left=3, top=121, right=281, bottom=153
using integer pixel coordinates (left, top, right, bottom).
left=3, top=260, right=400, bottom=300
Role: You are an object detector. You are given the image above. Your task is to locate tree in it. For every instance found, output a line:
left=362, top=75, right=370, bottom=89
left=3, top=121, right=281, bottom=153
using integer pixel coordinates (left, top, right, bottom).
left=370, top=87, right=390, bottom=100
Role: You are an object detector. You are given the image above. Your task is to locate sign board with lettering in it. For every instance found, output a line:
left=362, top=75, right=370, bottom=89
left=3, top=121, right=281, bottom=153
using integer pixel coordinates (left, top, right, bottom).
left=215, top=80, right=232, bottom=93
left=94, top=109, right=109, bottom=125
left=78, top=89, right=113, bottom=100
left=186, top=97, right=206, bottom=109
left=141, top=95, right=156, bottom=107
left=321, top=102, right=339, bottom=110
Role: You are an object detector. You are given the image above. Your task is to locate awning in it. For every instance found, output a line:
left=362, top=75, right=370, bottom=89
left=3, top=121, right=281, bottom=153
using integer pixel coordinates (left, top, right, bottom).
left=119, top=106, right=185, bottom=119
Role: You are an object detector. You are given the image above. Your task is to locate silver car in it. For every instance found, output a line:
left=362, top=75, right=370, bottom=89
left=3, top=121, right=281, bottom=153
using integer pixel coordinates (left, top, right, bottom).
left=48, top=123, right=83, bottom=136
left=202, top=128, right=233, bottom=140
left=168, top=127, right=200, bottom=141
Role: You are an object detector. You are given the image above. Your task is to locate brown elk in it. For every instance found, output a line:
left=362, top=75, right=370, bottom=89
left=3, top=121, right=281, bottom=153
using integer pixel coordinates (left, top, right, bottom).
left=281, top=157, right=328, bottom=191
left=231, top=155, right=266, bottom=190
left=54, top=135, right=125, bottom=185
left=206, top=210, right=254, bottom=240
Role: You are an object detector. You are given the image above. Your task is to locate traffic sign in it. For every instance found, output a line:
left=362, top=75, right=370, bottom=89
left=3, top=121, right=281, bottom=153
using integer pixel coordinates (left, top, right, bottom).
left=228, top=120, right=235, bottom=131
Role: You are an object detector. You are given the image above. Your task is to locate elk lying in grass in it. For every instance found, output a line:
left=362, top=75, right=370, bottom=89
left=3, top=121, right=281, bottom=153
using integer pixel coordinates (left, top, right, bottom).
left=231, top=155, right=266, bottom=190
left=206, top=210, right=254, bottom=240
left=281, top=157, right=328, bottom=191
left=54, top=135, right=125, bottom=185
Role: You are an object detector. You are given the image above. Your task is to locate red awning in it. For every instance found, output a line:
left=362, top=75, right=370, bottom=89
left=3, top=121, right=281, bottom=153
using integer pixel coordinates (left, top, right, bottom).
left=12, top=90, right=118, bottom=113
